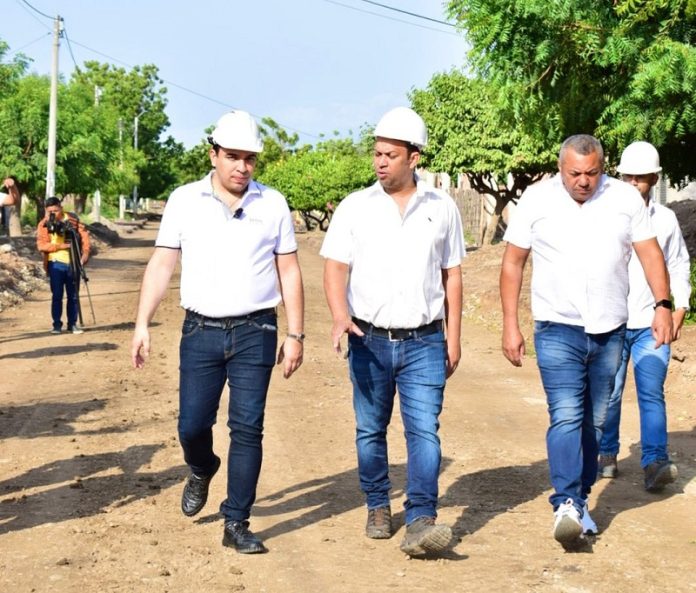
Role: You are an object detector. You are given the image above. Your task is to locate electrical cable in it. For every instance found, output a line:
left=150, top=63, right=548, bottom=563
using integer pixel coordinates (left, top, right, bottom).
left=67, top=38, right=321, bottom=140
left=321, top=0, right=458, bottom=35
left=62, top=27, right=81, bottom=73
left=357, top=0, right=455, bottom=27
left=7, top=32, right=51, bottom=54
left=18, top=0, right=53, bottom=21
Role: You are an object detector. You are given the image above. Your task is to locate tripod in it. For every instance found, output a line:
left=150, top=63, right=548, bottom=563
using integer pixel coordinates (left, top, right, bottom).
left=65, top=221, right=96, bottom=325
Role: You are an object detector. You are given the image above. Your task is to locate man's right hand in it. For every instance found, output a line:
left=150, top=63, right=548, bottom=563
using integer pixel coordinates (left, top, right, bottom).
left=331, top=317, right=364, bottom=355
left=131, top=326, right=150, bottom=369
left=502, top=325, right=526, bottom=367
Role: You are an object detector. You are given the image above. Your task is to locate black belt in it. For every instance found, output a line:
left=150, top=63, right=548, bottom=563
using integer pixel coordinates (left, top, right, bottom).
left=352, top=317, right=443, bottom=341
left=185, top=308, right=275, bottom=329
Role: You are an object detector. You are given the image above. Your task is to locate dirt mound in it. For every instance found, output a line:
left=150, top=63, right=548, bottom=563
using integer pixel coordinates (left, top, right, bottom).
left=0, top=222, right=119, bottom=313
left=0, top=245, right=45, bottom=313
left=668, top=199, right=696, bottom=257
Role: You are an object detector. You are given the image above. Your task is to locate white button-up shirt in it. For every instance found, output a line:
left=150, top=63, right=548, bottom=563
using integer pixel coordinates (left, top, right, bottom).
left=627, top=198, right=691, bottom=328
left=156, top=172, right=297, bottom=317
left=320, top=178, right=465, bottom=329
left=504, top=174, right=654, bottom=334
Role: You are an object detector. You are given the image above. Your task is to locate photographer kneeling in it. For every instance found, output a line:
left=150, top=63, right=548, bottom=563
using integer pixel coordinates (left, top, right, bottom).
left=36, top=197, right=91, bottom=334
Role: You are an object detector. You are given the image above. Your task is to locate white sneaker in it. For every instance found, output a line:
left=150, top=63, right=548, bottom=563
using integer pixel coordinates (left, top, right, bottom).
left=553, top=498, right=583, bottom=547
left=581, top=499, right=598, bottom=534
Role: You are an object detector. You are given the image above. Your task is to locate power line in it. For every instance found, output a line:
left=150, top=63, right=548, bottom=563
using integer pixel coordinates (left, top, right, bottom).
left=357, top=0, right=455, bottom=27
left=18, top=0, right=54, bottom=21
left=321, top=0, right=459, bottom=36
left=62, top=27, right=81, bottom=73
left=15, top=0, right=53, bottom=30
left=66, top=38, right=321, bottom=140
left=7, top=32, right=51, bottom=54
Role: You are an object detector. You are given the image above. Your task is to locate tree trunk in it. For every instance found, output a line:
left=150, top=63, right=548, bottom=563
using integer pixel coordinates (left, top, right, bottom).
left=8, top=205, right=22, bottom=237
left=481, top=211, right=500, bottom=245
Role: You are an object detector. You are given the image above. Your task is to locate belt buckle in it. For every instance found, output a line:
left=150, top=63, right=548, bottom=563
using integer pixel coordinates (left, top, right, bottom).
left=387, top=329, right=405, bottom=342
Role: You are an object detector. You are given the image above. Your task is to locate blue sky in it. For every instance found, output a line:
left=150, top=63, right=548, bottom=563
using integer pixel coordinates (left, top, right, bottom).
left=3, top=0, right=468, bottom=148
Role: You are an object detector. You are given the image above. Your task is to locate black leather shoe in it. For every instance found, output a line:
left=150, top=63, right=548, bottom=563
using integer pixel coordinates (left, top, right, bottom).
left=223, top=520, right=267, bottom=554
left=181, top=455, right=220, bottom=517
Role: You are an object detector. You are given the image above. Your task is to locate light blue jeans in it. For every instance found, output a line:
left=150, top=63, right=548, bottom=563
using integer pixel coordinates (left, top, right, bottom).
left=534, top=321, right=625, bottom=512
left=599, top=327, right=671, bottom=468
left=348, top=329, right=447, bottom=525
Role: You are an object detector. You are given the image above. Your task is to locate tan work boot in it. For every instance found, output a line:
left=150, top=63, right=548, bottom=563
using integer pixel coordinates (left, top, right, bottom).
left=399, top=516, right=452, bottom=556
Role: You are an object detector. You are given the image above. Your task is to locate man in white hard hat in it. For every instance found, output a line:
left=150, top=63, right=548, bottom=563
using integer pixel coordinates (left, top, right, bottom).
left=321, top=106, right=465, bottom=557
left=501, top=135, right=673, bottom=550
left=597, top=141, right=691, bottom=491
left=131, top=110, right=304, bottom=554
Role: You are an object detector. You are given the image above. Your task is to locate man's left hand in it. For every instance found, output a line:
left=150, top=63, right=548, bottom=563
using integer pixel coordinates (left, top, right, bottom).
left=652, top=306, right=674, bottom=348
left=446, top=338, right=461, bottom=378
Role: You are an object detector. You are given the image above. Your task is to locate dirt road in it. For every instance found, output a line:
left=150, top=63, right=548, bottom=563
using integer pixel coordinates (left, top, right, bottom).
left=1, top=223, right=694, bottom=592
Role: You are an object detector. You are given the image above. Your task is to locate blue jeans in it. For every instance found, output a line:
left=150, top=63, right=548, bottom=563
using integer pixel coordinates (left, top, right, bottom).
left=599, top=327, right=671, bottom=468
left=178, top=312, right=277, bottom=522
left=534, top=321, right=625, bottom=512
left=348, top=329, right=447, bottom=525
left=47, top=261, right=78, bottom=330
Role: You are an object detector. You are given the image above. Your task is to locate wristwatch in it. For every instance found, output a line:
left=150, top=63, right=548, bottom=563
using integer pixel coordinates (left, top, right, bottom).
left=653, top=299, right=673, bottom=310
left=286, top=333, right=305, bottom=343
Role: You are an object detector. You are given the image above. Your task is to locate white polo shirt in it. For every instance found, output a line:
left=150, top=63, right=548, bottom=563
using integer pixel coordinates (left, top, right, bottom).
left=156, top=172, right=297, bottom=317
left=626, top=198, right=691, bottom=328
left=320, top=178, right=465, bottom=329
left=503, top=174, right=654, bottom=334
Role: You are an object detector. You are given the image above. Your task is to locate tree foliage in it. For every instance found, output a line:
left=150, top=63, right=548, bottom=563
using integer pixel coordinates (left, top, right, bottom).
left=410, top=70, right=557, bottom=243
left=0, top=39, right=179, bottom=221
left=259, top=136, right=373, bottom=230
left=446, top=0, right=696, bottom=183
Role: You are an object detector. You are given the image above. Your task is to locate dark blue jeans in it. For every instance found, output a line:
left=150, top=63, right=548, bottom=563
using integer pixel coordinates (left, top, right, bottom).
left=47, top=261, right=78, bottom=330
left=534, top=321, right=625, bottom=512
left=348, top=328, right=447, bottom=525
left=178, top=311, right=277, bottom=522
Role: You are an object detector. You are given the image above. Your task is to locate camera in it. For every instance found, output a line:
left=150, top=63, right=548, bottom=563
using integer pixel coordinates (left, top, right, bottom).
left=46, top=212, right=68, bottom=235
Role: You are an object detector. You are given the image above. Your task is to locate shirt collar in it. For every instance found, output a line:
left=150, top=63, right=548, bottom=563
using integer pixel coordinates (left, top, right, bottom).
left=371, top=173, right=424, bottom=199
left=553, top=172, right=611, bottom=204
left=203, top=171, right=261, bottom=201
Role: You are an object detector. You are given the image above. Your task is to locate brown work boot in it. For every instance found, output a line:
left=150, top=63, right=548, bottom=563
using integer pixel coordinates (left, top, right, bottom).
left=644, top=460, right=678, bottom=492
left=365, top=505, right=392, bottom=539
left=399, top=516, right=452, bottom=556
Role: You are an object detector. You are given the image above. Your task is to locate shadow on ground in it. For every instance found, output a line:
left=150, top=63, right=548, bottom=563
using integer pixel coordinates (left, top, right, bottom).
left=0, top=443, right=184, bottom=535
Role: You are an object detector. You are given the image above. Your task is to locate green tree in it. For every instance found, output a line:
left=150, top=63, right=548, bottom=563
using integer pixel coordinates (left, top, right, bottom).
left=259, top=136, right=373, bottom=230
left=74, top=62, right=171, bottom=200
left=256, top=117, right=302, bottom=176
left=446, top=0, right=696, bottom=183
left=0, top=74, right=51, bottom=215
left=411, top=70, right=557, bottom=243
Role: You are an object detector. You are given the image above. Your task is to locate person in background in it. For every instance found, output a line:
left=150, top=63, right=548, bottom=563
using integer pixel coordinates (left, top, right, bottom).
left=1, top=177, right=20, bottom=235
left=131, top=110, right=304, bottom=554
left=36, top=197, right=91, bottom=334
left=322, top=107, right=464, bottom=557
left=500, top=135, right=672, bottom=550
left=598, top=141, right=691, bottom=491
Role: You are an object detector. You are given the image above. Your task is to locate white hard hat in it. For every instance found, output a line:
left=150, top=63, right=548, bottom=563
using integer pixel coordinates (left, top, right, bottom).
left=209, top=110, right=264, bottom=153
left=374, top=107, right=428, bottom=148
left=616, top=141, right=662, bottom=175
